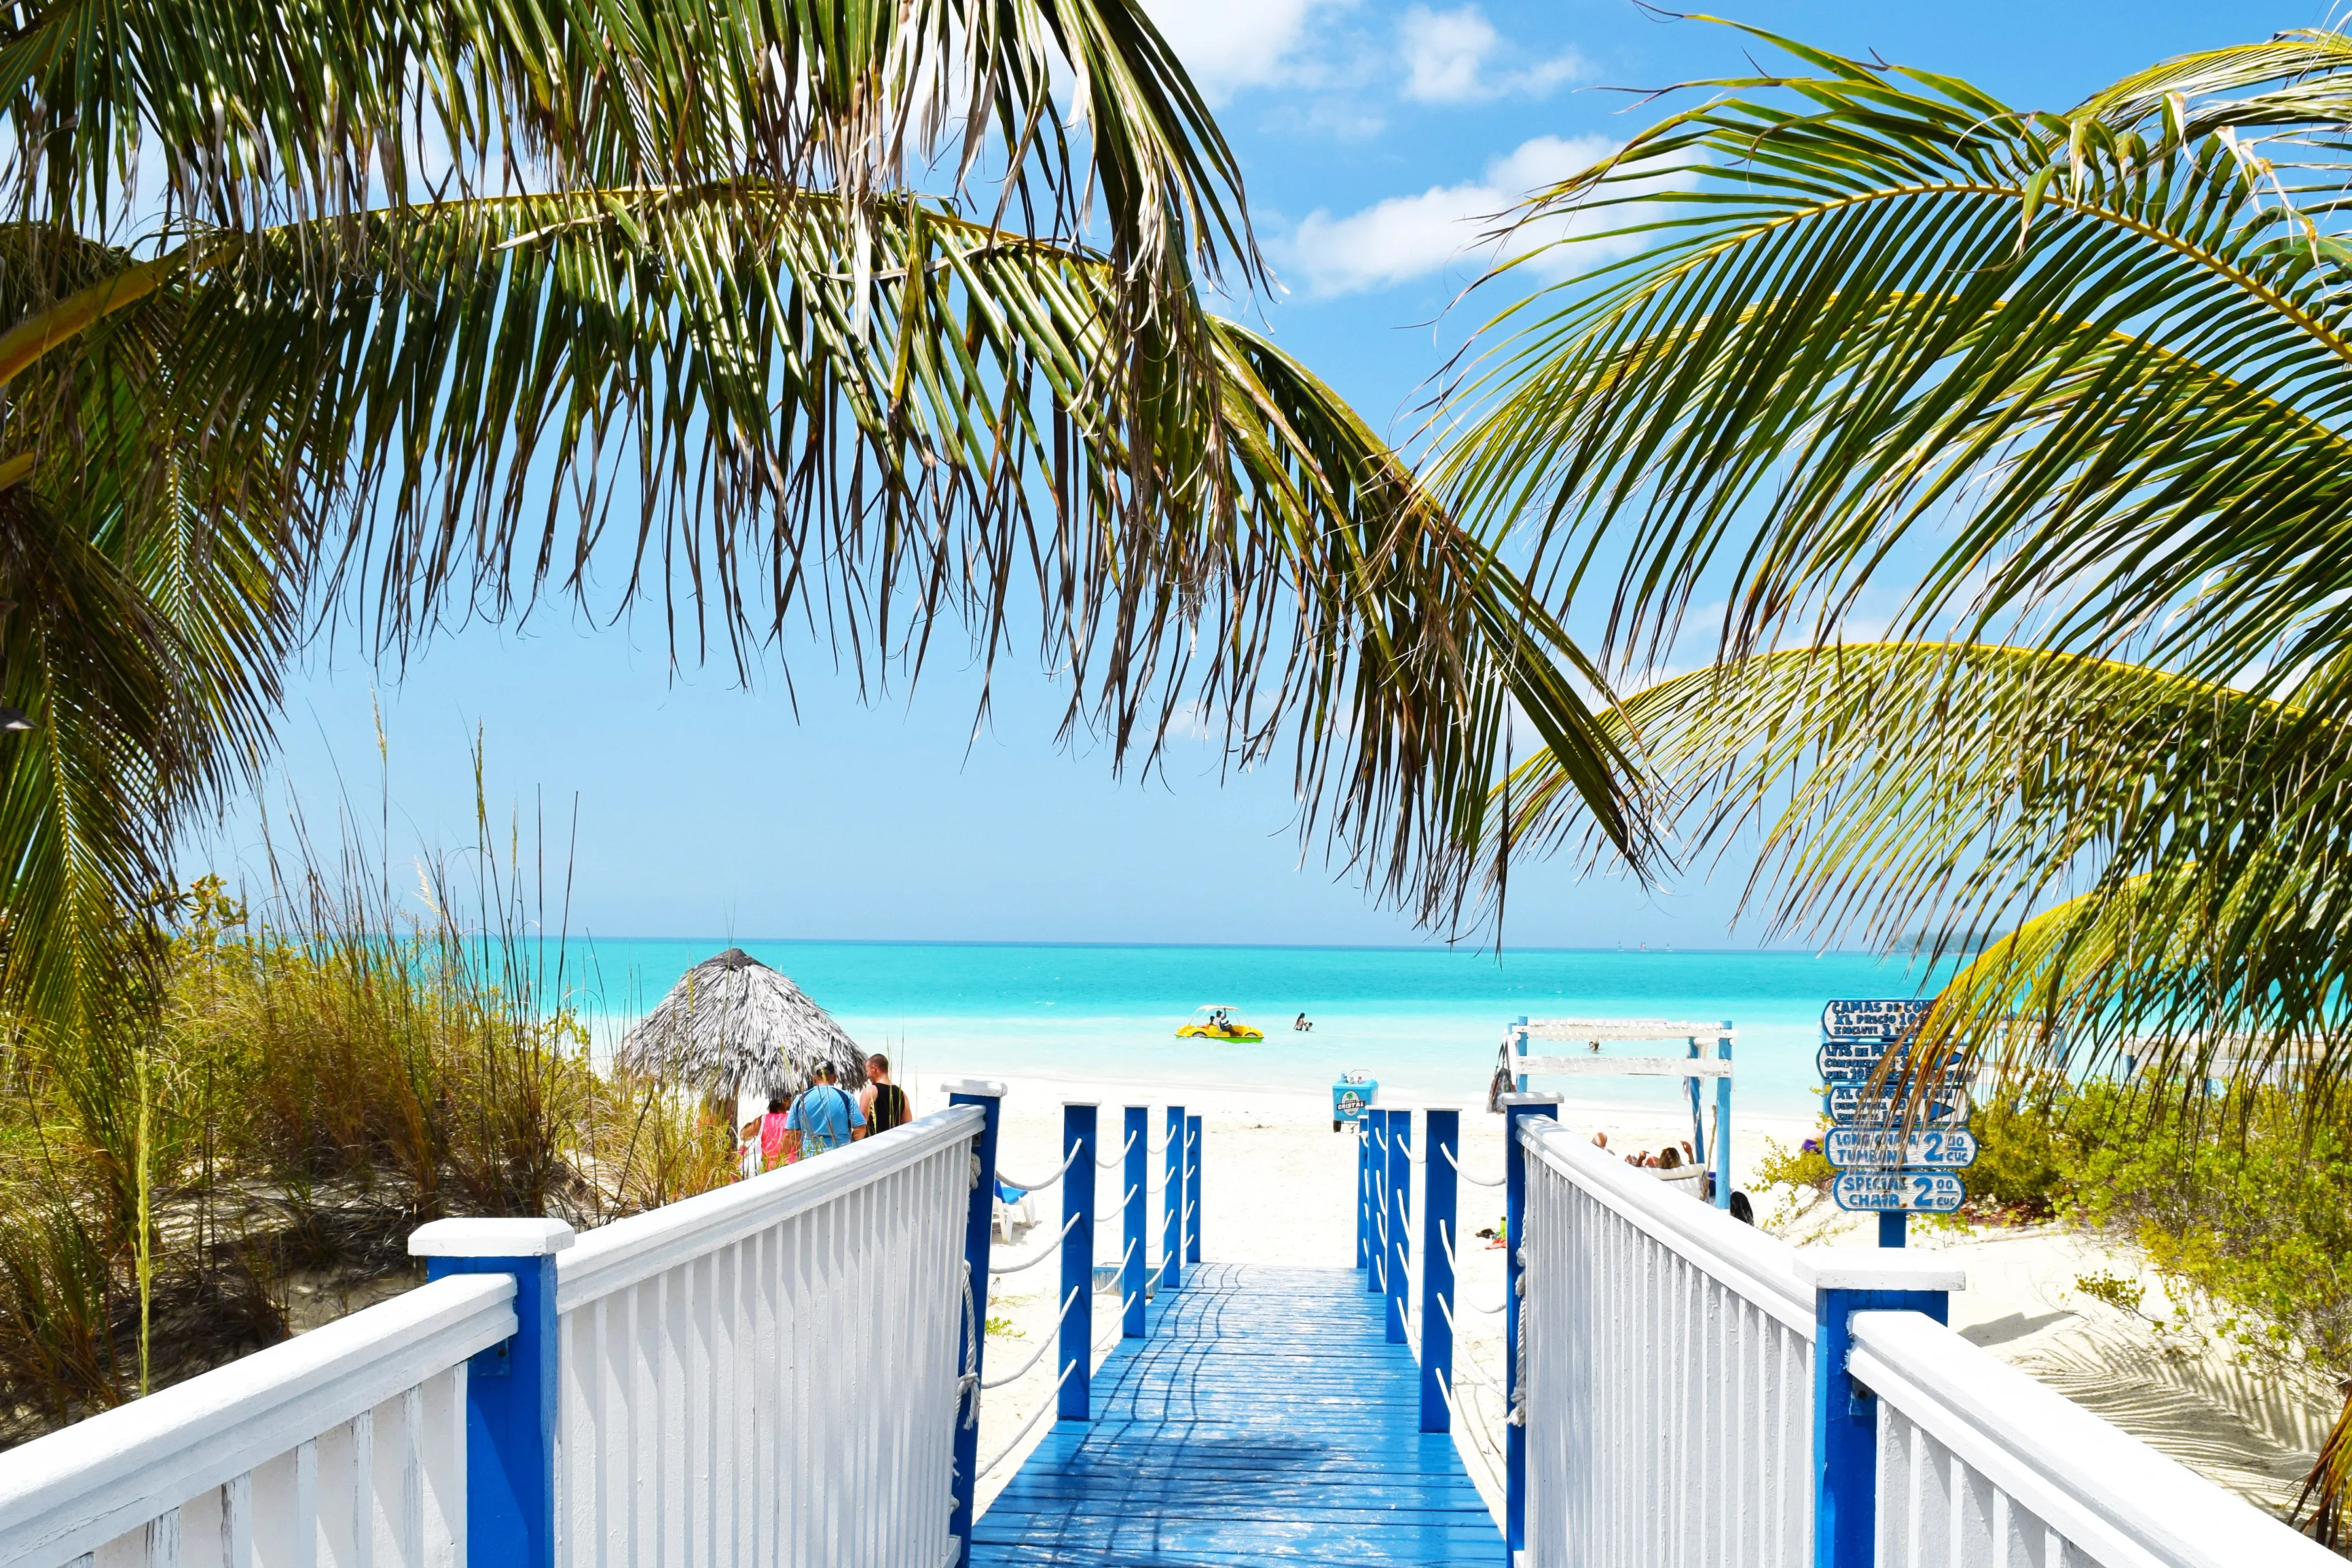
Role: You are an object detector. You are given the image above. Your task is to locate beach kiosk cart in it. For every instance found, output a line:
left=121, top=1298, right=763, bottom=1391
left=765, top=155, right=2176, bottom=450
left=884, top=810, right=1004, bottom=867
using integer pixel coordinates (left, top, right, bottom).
left=1331, top=1071, right=1377, bottom=1131
left=1505, top=1017, right=1735, bottom=1209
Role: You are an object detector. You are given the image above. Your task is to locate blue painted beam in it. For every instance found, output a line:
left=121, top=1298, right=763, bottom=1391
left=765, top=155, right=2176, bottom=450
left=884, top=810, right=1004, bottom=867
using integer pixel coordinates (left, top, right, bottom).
left=1384, top=1110, right=1411, bottom=1346
left=1186, top=1112, right=1204, bottom=1264
left=1163, top=1104, right=1186, bottom=1294
left=1365, top=1109, right=1388, bottom=1297
left=1420, top=1108, right=1457, bottom=1433
left=1058, top=1102, right=1096, bottom=1422
left=1123, top=1106, right=1148, bottom=1339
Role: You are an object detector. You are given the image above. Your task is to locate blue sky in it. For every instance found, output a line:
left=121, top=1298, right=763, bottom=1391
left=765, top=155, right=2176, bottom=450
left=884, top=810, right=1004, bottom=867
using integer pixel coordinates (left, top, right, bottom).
left=195, top=0, right=2302, bottom=951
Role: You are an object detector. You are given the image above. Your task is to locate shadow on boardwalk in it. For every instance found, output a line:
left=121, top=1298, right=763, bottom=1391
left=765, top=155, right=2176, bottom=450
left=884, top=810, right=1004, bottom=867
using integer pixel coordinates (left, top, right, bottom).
left=974, top=1262, right=1498, bottom=1566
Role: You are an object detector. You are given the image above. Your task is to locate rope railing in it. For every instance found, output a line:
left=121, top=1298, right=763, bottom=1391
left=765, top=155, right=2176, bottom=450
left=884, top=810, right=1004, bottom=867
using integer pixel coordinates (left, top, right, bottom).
left=989, top=1212, right=1080, bottom=1276
left=1093, top=1289, right=1142, bottom=1353
left=1442, top=1145, right=1505, bottom=1188
left=995, top=1143, right=1082, bottom=1193
left=1083, top=1183, right=1138, bottom=1224
left=982, top=1287, right=1082, bottom=1388
left=1095, top=1130, right=1138, bottom=1169
left=976, top=1360, right=1077, bottom=1479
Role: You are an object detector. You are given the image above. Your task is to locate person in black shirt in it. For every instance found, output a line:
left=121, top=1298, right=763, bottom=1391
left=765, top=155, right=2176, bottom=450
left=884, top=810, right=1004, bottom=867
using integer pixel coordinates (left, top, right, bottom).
left=861, top=1052, right=910, bottom=1136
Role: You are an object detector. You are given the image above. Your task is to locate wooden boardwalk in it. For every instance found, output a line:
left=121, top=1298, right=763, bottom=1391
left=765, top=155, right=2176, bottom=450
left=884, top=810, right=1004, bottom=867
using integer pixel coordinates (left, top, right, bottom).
left=972, top=1263, right=1499, bottom=1566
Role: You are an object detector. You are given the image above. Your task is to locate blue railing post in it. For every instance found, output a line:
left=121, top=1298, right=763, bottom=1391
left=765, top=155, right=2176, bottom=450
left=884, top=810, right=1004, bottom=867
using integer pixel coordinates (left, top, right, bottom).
left=1162, top=1104, right=1186, bottom=1294
left=408, top=1217, right=575, bottom=1568
left=1502, top=1090, right=1561, bottom=1566
left=1420, top=1107, right=1458, bottom=1433
left=1123, top=1105, right=1148, bottom=1338
left=1512, top=1016, right=1531, bottom=1093
left=1185, top=1113, right=1203, bottom=1264
left=1384, top=1107, right=1411, bottom=1345
left=1059, top=1101, right=1097, bottom=1422
left=1714, top=1021, right=1735, bottom=1210
left=1801, top=1253, right=1964, bottom=1568
left=1365, top=1109, right=1389, bottom=1296
left=946, top=1078, right=1007, bottom=1567
left=1355, top=1112, right=1373, bottom=1272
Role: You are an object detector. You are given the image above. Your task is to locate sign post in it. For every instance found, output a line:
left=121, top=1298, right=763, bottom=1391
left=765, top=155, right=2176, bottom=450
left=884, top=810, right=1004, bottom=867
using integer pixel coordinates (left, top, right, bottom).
left=1818, top=1001, right=1973, bottom=1246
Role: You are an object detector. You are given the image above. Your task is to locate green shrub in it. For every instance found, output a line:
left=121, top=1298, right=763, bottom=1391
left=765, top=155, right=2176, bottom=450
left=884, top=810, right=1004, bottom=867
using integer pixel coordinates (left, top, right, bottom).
left=1754, top=1135, right=1835, bottom=1195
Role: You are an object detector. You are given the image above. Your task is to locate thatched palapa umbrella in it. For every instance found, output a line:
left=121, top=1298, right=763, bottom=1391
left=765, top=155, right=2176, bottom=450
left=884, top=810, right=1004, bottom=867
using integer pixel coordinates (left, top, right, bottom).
left=618, top=948, right=865, bottom=1102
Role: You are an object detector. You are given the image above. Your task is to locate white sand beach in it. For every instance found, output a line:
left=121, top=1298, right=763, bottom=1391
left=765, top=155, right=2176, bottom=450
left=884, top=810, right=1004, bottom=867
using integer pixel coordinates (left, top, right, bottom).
left=919, top=1075, right=2338, bottom=1524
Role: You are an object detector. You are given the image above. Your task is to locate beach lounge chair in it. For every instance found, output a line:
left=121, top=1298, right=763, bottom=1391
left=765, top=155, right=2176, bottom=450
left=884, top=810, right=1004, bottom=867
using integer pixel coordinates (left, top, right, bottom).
left=993, top=1180, right=1036, bottom=1241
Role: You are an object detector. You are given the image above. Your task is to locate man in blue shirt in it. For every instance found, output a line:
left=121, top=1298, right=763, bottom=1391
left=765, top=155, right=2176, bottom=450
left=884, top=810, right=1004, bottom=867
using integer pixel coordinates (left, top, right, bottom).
left=786, top=1060, right=867, bottom=1155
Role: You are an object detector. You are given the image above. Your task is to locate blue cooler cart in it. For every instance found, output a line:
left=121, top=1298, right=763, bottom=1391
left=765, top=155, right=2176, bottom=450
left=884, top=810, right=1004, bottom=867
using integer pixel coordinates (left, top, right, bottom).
left=1332, top=1072, right=1377, bottom=1132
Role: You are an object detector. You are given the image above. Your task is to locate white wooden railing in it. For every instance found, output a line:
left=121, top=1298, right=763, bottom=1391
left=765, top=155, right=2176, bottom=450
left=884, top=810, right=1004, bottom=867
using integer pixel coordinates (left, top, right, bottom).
left=0, top=1099, right=997, bottom=1568
left=1518, top=1121, right=1814, bottom=1568
left=1850, top=1310, right=2322, bottom=1568
left=551, top=1108, right=979, bottom=1568
left=1503, top=1099, right=2342, bottom=1568
left=0, top=1272, right=510, bottom=1568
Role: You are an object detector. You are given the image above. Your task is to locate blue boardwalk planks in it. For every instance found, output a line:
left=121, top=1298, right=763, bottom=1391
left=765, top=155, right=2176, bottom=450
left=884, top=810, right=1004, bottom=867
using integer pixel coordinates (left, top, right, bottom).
left=974, top=1264, right=1498, bottom=1566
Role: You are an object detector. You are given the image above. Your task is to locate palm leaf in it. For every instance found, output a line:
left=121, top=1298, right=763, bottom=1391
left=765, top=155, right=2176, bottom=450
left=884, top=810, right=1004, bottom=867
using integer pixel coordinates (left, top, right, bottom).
left=1491, top=641, right=2352, bottom=1104
left=1440, top=22, right=2352, bottom=695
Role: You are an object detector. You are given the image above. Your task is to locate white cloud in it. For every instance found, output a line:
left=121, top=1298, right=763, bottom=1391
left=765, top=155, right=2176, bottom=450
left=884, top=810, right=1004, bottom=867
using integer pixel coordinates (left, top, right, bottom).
left=1398, top=5, right=1583, bottom=104
left=1285, top=134, right=1630, bottom=298
left=1143, top=0, right=1354, bottom=101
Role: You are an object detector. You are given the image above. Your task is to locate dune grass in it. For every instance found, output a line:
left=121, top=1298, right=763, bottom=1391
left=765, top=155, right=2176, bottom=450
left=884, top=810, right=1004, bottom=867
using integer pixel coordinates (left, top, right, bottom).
left=0, top=821, right=736, bottom=1447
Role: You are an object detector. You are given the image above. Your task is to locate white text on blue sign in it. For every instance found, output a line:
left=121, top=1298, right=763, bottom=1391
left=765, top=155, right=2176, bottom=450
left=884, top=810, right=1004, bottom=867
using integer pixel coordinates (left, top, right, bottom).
left=1820, top=999, right=1933, bottom=1039
left=1832, top=1170, right=1966, bottom=1213
left=1824, top=1127, right=1978, bottom=1168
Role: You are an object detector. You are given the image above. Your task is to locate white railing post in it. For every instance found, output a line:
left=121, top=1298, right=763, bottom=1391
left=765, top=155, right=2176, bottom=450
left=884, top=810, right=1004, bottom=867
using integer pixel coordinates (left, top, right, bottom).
left=407, top=1217, right=574, bottom=1568
left=1502, top=1090, right=1561, bottom=1566
left=1798, top=1251, right=1963, bottom=1568
left=1384, top=1109, right=1411, bottom=1344
left=1059, top=1102, right=1097, bottom=1423
left=946, top=1079, right=1007, bottom=1568
left=1420, top=1107, right=1458, bottom=1433
left=1123, top=1104, right=1148, bottom=1337
left=1161, top=1103, right=1186, bottom=1294
left=1185, top=1112, right=1203, bottom=1264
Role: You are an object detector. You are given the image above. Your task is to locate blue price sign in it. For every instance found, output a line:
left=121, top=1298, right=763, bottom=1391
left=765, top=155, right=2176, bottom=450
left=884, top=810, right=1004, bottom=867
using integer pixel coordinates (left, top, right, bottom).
left=1821, top=998, right=1932, bottom=1039
left=1833, top=1169, right=1966, bottom=1213
left=1816, top=1038, right=1962, bottom=1084
left=1824, top=1126, right=1978, bottom=1168
left=1828, top=1084, right=1970, bottom=1128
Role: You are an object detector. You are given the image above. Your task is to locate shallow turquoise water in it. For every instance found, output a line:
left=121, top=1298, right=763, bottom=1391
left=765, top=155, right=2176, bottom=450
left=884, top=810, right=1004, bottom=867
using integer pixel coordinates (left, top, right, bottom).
left=560, top=939, right=1951, bottom=1118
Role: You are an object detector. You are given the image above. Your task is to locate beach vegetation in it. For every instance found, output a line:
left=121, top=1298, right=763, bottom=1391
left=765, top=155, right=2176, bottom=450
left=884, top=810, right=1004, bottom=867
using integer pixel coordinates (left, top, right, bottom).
left=0, top=836, right=735, bottom=1449
left=1435, top=24, right=2352, bottom=1534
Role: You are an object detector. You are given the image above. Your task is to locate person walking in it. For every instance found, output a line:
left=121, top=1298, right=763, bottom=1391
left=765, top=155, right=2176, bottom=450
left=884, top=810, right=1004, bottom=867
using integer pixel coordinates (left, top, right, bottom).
left=786, top=1061, right=865, bottom=1156
left=861, top=1054, right=910, bottom=1137
left=739, top=1091, right=798, bottom=1173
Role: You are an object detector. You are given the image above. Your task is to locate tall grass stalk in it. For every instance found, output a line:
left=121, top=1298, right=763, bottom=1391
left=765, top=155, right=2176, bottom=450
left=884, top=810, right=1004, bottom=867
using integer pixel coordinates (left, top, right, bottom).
left=0, top=760, right=736, bottom=1447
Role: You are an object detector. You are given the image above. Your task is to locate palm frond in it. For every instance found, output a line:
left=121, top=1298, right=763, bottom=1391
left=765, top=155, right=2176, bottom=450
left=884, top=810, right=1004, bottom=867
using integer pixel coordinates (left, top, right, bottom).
left=0, top=0, right=1258, bottom=295
left=1491, top=641, right=2352, bottom=1101
left=1439, top=24, right=2352, bottom=695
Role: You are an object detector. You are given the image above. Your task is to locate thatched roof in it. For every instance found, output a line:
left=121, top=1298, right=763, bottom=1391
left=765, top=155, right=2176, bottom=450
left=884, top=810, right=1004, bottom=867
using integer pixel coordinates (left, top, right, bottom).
left=617, top=948, right=865, bottom=1099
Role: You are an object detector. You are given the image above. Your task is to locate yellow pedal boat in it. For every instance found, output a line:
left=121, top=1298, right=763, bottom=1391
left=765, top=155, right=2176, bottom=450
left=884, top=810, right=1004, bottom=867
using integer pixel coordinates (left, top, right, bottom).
left=1175, top=1005, right=1264, bottom=1042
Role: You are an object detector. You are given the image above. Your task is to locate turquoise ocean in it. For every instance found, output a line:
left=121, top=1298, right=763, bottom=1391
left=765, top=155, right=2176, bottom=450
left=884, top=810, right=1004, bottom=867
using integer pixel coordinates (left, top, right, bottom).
left=568, top=941, right=1953, bottom=1120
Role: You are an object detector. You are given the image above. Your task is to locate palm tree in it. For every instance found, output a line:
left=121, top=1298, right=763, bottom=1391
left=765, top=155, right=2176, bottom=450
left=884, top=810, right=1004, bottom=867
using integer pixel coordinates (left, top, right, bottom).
left=1437, top=23, right=2352, bottom=1093
left=1432, top=28, right=2352, bottom=1537
left=0, top=0, right=1651, bottom=1033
